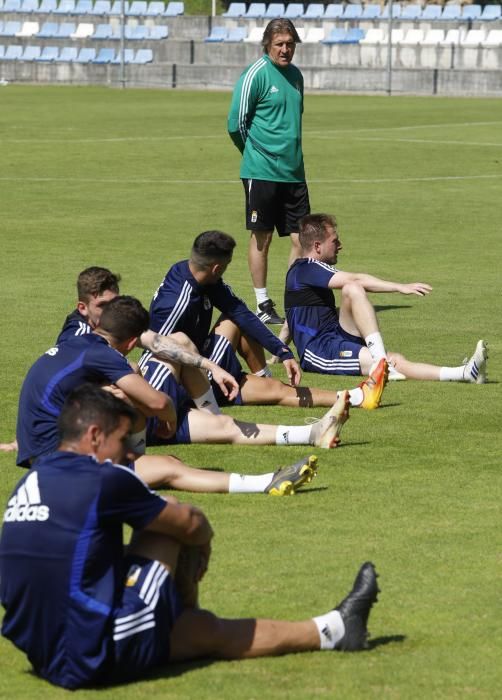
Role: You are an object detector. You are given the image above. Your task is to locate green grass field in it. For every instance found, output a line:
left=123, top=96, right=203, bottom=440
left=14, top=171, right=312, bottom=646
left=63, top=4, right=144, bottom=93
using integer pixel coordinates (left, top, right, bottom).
left=0, top=86, right=500, bottom=698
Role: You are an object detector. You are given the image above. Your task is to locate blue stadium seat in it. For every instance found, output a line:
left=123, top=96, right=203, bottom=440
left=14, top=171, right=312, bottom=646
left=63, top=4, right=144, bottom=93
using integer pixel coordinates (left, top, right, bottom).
left=111, top=47, right=133, bottom=62
left=284, top=3, right=304, bottom=19
left=92, top=22, right=112, bottom=37
left=145, top=0, right=164, bottom=15
left=93, top=46, right=115, bottom=62
left=20, top=0, right=39, bottom=12
left=205, top=25, right=227, bottom=42
left=74, top=0, right=93, bottom=13
left=400, top=4, right=421, bottom=21
left=109, top=0, right=127, bottom=14
left=302, top=3, right=323, bottom=19
left=0, top=20, right=21, bottom=35
left=163, top=1, right=183, bottom=15
left=245, top=2, right=265, bottom=18
left=22, top=45, right=41, bottom=60
left=341, top=27, right=364, bottom=43
left=58, top=21, right=76, bottom=37
left=421, top=4, right=441, bottom=21
left=323, top=3, right=343, bottom=19
left=75, top=46, right=95, bottom=61
left=222, top=2, right=246, bottom=17
left=149, top=24, right=168, bottom=39
left=3, top=44, right=23, bottom=58
left=37, top=45, right=59, bottom=60
left=127, top=1, right=147, bottom=15
left=90, top=0, right=111, bottom=13
left=2, top=0, right=22, bottom=12
left=361, top=4, right=381, bottom=20
left=461, top=4, right=481, bottom=22
left=439, top=4, right=461, bottom=21
left=224, top=26, right=247, bottom=41
left=38, top=0, right=57, bottom=11
left=380, top=3, right=401, bottom=20
left=342, top=4, right=362, bottom=20
left=480, top=5, right=502, bottom=21
left=37, top=20, right=58, bottom=36
left=124, top=23, right=148, bottom=39
left=0, top=45, right=4, bottom=58
left=264, top=3, right=284, bottom=18
left=322, top=27, right=346, bottom=44
left=56, top=45, right=77, bottom=60
left=55, top=0, right=76, bottom=13
left=131, top=47, right=152, bottom=63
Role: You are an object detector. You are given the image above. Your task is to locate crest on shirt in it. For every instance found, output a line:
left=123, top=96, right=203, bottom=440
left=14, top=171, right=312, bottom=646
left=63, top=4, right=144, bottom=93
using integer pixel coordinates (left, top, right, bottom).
left=251, top=210, right=258, bottom=223
left=125, top=564, right=142, bottom=587
left=339, top=350, right=353, bottom=358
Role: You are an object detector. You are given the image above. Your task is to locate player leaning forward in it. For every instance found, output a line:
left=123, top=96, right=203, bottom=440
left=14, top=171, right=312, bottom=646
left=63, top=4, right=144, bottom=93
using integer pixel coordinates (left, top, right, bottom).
left=0, top=385, right=380, bottom=690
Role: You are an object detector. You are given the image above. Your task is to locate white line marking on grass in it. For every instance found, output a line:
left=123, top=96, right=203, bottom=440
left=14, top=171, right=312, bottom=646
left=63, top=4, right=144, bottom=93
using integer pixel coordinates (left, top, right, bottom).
left=0, top=135, right=226, bottom=144
left=1, top=174, right=501, bottom=185
left=355, top=137, right=502, bottom=147
left=305, top=121, right=502, bottom=136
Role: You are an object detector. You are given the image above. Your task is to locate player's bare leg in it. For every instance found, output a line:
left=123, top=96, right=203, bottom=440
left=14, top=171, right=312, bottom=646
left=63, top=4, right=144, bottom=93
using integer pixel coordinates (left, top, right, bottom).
left=212, top=317, right=267, bottom=374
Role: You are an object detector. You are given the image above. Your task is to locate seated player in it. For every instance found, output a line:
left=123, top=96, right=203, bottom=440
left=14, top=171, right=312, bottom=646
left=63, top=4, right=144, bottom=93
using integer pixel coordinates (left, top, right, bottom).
left=141, top=230, right=388, bottom=411
left=285, top=213, right=488, bottom=383
left=0, top=385, right=380, bottom=690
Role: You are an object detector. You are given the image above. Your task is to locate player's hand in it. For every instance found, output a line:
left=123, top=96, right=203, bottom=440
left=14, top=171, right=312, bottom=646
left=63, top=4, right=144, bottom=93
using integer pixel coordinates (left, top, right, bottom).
left=101, top=383, right=135, bottom=405
left=398, top=282, right=432, bottom=297
left=283, top=358, right=301, bottom=386
left=206, top=363, right=240, bottom=401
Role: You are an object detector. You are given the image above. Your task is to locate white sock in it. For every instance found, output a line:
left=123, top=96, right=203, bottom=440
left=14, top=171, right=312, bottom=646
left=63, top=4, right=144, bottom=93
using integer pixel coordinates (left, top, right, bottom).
left=312, top=610, right=345, bottom=650
left=344, top=387, right=363, bottom=407
left=228, top=472, right=274, bottom=493
left=193, top=388, right=221, bottom=415
left=275, top=424, right=312, bottom=446
left=365, top=332, right=386, bottom=362
left=439, top=365, right=465, bottom=382
left=254, top=366, right=272, bottom=378
left=254, top=287, right=269, bottom=305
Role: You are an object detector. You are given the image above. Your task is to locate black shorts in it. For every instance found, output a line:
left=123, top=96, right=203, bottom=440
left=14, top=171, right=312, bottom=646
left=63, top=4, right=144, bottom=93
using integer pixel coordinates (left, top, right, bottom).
left=242, top=178, right=310, bottom=237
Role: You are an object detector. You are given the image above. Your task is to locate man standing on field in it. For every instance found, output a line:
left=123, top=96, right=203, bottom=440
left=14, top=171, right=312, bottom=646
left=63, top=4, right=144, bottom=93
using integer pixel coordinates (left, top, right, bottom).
left=228, top=18, right=309, bottom=325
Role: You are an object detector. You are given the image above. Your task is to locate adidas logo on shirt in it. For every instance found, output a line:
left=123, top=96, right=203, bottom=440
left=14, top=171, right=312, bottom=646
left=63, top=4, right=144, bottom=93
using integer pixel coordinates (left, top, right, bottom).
left=3, top=471, right=50, bottom=522
left=270, top=85, right=279, bottom=93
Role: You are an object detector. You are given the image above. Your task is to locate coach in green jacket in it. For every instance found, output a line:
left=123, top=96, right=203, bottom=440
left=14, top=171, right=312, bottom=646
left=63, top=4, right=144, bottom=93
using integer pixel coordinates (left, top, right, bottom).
left=228, top=18, right=310, bottom=327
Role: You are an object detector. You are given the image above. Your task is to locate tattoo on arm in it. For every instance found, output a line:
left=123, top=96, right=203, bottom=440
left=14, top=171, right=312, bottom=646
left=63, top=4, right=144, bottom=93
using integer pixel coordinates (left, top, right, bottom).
left=149, top=334, right=204, bottom=368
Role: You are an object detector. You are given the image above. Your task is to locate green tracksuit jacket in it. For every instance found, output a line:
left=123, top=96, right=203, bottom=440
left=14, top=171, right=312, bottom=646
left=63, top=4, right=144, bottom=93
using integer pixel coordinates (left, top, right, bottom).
left=227, top=54, right=305, bottom=183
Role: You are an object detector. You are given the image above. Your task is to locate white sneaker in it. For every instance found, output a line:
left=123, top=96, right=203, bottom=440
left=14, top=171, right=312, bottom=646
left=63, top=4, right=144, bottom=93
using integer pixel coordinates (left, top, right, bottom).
left=311, top=391, right=350, bottom=449
left=387, top=364, right=406, bottom=381
left=463, top=340, right=488, bottom=384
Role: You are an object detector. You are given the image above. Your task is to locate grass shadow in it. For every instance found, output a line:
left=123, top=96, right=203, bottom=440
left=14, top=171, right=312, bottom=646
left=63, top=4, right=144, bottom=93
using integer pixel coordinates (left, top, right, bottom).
left=368, top=634, right=407, bottom=649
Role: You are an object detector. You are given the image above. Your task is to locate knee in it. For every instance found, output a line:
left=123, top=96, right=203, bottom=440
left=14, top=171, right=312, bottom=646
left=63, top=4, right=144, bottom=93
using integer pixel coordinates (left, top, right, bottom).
left=341, top=281, right=367, bottom=302
left=251, top=231, right=273, bottom=253
left=170, top=332, right=197, bottom=353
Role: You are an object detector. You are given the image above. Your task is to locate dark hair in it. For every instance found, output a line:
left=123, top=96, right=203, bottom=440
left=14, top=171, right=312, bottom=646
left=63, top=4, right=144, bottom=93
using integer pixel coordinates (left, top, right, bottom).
left=262, top=18, right=302, bottom=53
left=77, top=267, right=121, bottom=302
left=299, top=213, right=337, bottom=251
left=97, top=295, right=149, bottom=342
left=58, top=384, right=137, bottom=443
left=190, top=230, right=236, bottom=268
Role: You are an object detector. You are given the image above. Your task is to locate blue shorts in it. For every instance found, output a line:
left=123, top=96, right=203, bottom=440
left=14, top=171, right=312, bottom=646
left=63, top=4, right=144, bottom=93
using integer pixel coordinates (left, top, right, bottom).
left=202, top=333, right=244, bottom=407
left=302, top=328, right=365, bottom=376
left=108, top=556, right=183, bottom=683
left=142, top=360, right=192, bottom=445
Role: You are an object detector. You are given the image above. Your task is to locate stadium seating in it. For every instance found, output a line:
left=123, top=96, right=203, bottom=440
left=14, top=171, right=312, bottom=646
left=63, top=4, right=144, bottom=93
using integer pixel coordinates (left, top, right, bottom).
left=131, top=47, right=152, bottom=63
left=421, top=4, right=442, bottom=21
left=322, top=27, right=347, bottom=44
left=483, top=29, right=502, bottom=47
left=127, top=1, right=147, bottom=15
left=462, top=29, right=486, bottom=46
left=342, top=27, right=365, bottom=44
left=284, top=3, right=304, bottom=19
left=400, top=4, right=421, bottom=21
left=109, top=0, right=127, bottom=14
left=303, top=26, right=324, bottom=43
left=149, top=24, right=167, bottom=39
left=92, top=22, right=112, bottom=38
left=90, top=0, right=111, bottom=13
left=75, top=46, right=96, bottom=61
left=55, top=0, right=75, bottom=13
left=21, top=45, right=41, bottom=60
left=58, top=21, right=76, bottom=37
left=0, top=45, right=4, bottom=58
left=461, top=4, right=482, bottom=22
left=205, top=25, right=227, bottom=42
left=38, top=0, right=57, bottom=12
left=480, top=4, right=502, bottom=21
left=245, top=3, right=266, bottom=18
left=71, top=22, right=93, bottom=37
left=381, top=3, right=401, bottom=20
left=21, top=0, right=39, bottom=12
left=421, top=28, right=444, bottom=45
left=400, top=29, right=425, bottom=45
left=37, top=45, right=59, bottom=60
left=16, top=21, right=39, bottom=36
left=342, top=4, right=362, bottom=20
left=295, top=26, right=305, bottom=41
left=74, top=0, right=93, bottom=13
left=264, top=3, right=284, bottom=19
left=361, top=4, right=381, bottom=21
left=440, top=28, right=466, bottom=45
left=224, top=26, right=247, bottom=41
left=359, top=27, right=387, bottom=44
left=145, top=1, right=164, bottom=16
left=163, top=1, right=183, bottom=15
left=2, top=0, right=21, bottom=11
left=0, top=21, right=21, bottom=36
left=3, top=44, right=23, bottom=59
left=37, top=20, right=57, bottom=36
left=323, top=4, right=343, bottom=20
left=302, top=3, right=324, bottom=20
left=244, top=26, right=263, bottom=42
left=124, top=24, right=148, bottom=39
left=56, top=45, right=77, bottom=60
left=222, top=2, right=246, bottom=18
left=93, top=46, right=115, bottom=62
left=111, top=47, right=133, bottom=62
left=440, top=5, right=462, bottom=22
